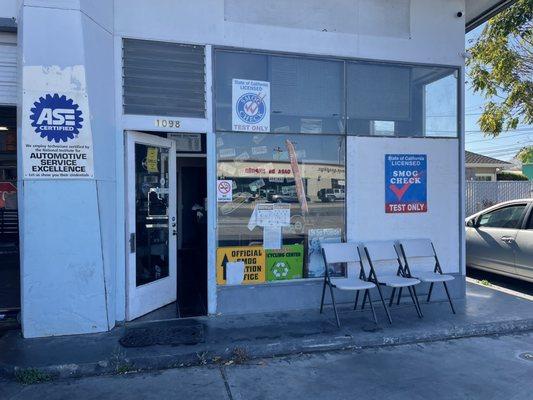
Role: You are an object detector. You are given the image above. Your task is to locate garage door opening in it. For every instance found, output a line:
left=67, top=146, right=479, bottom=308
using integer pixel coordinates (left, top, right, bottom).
left=0, top=105, right=19, bottom=324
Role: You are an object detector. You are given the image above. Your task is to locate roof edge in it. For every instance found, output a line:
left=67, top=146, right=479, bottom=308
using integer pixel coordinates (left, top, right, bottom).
left=466, top=0, right=516, bottom=32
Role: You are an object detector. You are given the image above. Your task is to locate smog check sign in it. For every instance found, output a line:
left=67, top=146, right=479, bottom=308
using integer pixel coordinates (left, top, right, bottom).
left=385, top=154, right=427, bottom=213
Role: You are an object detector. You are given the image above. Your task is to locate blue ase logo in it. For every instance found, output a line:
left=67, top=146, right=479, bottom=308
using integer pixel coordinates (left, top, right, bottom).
left=236, top=92, right=266, bottom=124
left=29, top=94, right=83, bottom=143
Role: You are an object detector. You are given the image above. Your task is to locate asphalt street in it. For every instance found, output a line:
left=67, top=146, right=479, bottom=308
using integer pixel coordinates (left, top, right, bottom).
left=2, top=332, right=532, bottom=400
left=467, top=267, right=533, bottom=297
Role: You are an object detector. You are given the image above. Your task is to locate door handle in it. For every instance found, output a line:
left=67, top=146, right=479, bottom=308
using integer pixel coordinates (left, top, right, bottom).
left=500, top=236, right=515, bottom=244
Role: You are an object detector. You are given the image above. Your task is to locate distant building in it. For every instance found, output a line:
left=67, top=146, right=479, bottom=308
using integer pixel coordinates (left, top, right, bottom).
left=465, top=151, right=513, bottom=181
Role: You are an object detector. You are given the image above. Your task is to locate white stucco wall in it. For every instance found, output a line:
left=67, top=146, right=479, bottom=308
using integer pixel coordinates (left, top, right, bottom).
left=346, top=137, right=461, bottom=273
left=114, top=0, right=465, bottom=66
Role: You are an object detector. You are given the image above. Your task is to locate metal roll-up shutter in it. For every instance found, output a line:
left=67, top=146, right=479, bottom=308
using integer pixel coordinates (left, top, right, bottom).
left=122, top=39, right=206, bottom=118
left=0, top=32, right=17, bottom=106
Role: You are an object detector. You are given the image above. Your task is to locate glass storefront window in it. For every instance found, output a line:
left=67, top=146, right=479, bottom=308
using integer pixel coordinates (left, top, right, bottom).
left=346, top=62, right=458, bottom=137
left=216, top=133, right=346, bottom=284
left=215, top=51, right=344, bottom=134
left=214, top=50, right=459, bottom=138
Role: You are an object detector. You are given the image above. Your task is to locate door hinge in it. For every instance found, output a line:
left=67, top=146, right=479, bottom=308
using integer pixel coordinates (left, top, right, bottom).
left=129, top=232, right=136, bottom=253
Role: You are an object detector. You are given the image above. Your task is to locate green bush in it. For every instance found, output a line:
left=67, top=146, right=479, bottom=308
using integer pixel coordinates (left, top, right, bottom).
left=497, top=172, right=528, bottom=181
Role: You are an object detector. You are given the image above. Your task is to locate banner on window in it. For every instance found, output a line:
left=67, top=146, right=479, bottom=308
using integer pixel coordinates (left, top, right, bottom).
left=385, top=154, right=427, bottom=213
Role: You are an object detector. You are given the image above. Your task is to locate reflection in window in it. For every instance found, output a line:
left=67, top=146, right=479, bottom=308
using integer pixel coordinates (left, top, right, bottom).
left=216, top=133, right=346, bottom=284
left=215, top=51, right=459, bottom=138
left=215, top=51, right=344, bottom=134
left=345, top=62, right=458, bottom=137
left=478, top=205, right=526, bottom=229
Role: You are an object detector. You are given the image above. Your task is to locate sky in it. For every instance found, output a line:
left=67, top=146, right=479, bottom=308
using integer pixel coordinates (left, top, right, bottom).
left=464, top=25, right=533, bottom=163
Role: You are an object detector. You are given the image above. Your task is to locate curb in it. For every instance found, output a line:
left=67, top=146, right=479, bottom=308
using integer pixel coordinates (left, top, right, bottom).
left=2, top=317, right=533, bottom=382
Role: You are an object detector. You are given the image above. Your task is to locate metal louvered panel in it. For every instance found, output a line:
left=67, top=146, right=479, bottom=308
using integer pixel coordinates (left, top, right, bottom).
left=122, top=39, right=206, bottom=118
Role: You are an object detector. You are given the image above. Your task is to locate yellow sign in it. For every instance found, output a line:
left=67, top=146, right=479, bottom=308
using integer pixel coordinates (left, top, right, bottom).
left=216, top=246, right=266, bottom=285
left=146, top=147, right=159, bottom=173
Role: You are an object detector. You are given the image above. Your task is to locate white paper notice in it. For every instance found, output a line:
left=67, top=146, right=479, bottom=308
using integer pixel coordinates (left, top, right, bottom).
left=232, top=79, right=270, bottom=132
left=256, top=203, right=291, bottom=227
left=263, top=226, right=282, bottom=250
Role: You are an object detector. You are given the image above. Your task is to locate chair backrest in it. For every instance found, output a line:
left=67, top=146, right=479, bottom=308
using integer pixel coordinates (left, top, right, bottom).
left=321, top=242, right=360, bottom=279
left=398, top=239, right=437, bottom=273
left=398, top=239, right=434, bottom=258
left=362, top=240, right=401, bottom=277
left=363, top=240, right=399, bottom=262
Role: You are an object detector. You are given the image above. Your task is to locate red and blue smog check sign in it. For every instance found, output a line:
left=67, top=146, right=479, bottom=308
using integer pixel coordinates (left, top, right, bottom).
left=385, top=154, right=427, bottom=213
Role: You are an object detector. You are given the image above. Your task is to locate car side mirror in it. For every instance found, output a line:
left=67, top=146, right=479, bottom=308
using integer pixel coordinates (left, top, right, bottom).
left=466, top=219, right=477, bottom=228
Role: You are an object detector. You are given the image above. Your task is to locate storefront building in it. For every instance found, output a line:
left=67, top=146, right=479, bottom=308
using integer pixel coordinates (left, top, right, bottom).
left=0, top=0, right=500, bottom=338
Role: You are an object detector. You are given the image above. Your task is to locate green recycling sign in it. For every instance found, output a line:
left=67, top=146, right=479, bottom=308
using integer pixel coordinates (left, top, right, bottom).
left=266, top=244, right=304, bottom=281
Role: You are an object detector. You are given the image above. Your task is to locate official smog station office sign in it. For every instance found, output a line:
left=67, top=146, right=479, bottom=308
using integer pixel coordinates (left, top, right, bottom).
left=217, top=246, right=266, bottom=285
left=385, top=154, right=427, bottom=213
left=22, top=92, right=94, bottom=179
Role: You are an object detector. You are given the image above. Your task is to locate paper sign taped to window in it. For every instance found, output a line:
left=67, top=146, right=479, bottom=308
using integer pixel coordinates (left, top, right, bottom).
left=146, top=147, right=159, bottom=173
left=217, top=180, right=233, bottom=202
left=263, top=226, right=282, bottom=250
left=248, top=203, right=291, bottom=230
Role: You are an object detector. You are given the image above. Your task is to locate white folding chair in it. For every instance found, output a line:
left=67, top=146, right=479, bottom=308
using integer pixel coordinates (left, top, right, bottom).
left=320, top=242, right=377, bottom=328
left=397, top=239, right=456, bottom=314
left=362, top=241, right=423, bottom=323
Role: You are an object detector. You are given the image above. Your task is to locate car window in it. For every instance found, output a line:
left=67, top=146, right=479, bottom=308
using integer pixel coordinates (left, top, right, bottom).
left=478, top=204, right=527, bottom=229
left=527, top=208, right=533, bottom=230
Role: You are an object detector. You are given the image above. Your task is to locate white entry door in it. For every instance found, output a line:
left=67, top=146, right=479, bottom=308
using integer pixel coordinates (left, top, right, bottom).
left=126, top=131, right=177, bottom=321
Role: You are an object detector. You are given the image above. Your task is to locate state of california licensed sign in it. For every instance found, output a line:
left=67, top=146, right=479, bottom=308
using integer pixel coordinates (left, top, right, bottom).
left=232, top=79, right=270, bottom=132
left=385, top=154, right=427, bottom=213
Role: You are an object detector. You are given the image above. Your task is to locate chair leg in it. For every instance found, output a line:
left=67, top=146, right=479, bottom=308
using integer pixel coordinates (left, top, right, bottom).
left=328, top=282, right=341, bottom=328
left=320, top=279, right=327, bottom=314
left=443, top=282, right=456, bottom=314
left=396, top=287, right=403, bottom=305
left=388, top=288, right=396, bottom=307
left=427, top=282, right=434, bottom=302
left=361, top=290, right=368, bottom=310
left=375, top=284, right=392, bottom=324
left=354, top=291, right=360, bottom=310
left=412, top=286, right=423, bottom=317
left=407, top=286, right=423, bottom=319
left=366, top=289, right=378, bottom=325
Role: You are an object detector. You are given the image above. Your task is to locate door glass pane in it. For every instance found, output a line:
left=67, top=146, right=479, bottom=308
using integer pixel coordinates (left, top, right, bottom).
left=478, top=205, right=526, bottom=229
left=135, top=143, right=170, bottom=286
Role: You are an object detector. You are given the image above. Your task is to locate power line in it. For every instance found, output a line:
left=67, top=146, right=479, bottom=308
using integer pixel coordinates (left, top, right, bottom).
left=466, top=131, right=532, bottom=144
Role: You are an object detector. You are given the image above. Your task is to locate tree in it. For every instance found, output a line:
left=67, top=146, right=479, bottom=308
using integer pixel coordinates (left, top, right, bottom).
left=516, top=145, right=533, bottom=163
left=467, top=0, right=533, bottom=136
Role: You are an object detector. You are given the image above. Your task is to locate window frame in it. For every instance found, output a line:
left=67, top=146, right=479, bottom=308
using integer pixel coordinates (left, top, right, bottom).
left=213, top=46, right=461, bottom=139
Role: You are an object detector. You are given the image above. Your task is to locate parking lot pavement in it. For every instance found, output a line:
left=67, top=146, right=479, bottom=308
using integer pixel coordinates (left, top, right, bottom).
left=2, top=332, right=532, bottom=400
left=467, top=267, right=533, bottom=298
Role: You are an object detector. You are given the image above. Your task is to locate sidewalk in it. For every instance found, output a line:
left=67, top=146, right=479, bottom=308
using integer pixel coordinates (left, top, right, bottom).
left=1, top=282, right=532, bottom=380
